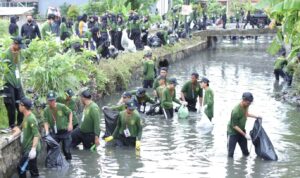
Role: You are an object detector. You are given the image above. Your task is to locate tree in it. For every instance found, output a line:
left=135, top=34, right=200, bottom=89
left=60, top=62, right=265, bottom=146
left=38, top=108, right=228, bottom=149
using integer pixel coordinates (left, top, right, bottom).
left=60, top=2, right=71, bottom=17
left=206, top=0, right=223, bottom=17
left=67, top=5, right=80, bottom=20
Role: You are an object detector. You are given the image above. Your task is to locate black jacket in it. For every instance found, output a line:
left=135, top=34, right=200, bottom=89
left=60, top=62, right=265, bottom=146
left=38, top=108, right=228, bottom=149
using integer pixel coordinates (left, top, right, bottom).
left=9, top=16, right=18, bottom=36
left=21, top=21, right=41, bottom=40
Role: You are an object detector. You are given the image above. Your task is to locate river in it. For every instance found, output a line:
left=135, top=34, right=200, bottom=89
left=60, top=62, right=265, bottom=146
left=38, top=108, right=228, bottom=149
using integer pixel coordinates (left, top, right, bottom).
left=32, top=37, right=300, bottom=178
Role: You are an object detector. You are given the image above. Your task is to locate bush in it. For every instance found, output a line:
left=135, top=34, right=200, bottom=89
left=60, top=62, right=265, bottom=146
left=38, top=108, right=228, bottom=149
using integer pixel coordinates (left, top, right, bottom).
left=0, top=20, right=9, bottom=38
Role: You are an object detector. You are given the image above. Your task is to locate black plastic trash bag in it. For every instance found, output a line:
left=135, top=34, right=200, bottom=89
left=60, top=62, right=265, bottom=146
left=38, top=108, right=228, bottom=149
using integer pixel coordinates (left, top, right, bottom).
left=43, top=135, right=69, bottom=168
left=250, top=118, right=278, bottom=161
left=103, top=107, right=119, bottom=138
left=146, top=103, right=161, bottom=116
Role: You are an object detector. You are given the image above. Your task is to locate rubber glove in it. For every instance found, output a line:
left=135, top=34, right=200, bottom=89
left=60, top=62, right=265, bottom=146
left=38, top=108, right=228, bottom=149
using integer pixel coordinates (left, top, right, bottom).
left=28, top=148, right=37, bottom=160
left=105, top=136, right=114, bottom=142
left=136, top=140, right=141, bottom=150
left=245, top=133, right=251, bottom=140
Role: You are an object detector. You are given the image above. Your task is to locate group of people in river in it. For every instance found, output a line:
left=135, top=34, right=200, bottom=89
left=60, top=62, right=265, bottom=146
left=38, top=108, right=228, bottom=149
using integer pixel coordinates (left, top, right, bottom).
left=1, top=35, right=266, bottom=177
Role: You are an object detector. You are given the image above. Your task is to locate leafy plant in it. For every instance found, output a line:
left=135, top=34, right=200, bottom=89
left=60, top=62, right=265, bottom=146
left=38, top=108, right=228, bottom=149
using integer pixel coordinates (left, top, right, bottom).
left=0, top=20, right=9, bottom=38
left=60, top=2, right=71, bottom=17
left=67, top=5, right=80, bottom=20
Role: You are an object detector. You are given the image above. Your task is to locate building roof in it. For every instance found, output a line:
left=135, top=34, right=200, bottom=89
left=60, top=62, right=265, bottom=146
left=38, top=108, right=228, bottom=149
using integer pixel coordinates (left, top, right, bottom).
left=11, top=0, right=38, bottom=2
left=0, top=7, right=33, bottom=16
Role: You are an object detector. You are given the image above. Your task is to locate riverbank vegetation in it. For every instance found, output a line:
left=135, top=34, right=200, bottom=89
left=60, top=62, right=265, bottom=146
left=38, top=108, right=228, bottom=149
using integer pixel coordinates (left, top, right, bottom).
left=257, top=0, right=300, bottom=95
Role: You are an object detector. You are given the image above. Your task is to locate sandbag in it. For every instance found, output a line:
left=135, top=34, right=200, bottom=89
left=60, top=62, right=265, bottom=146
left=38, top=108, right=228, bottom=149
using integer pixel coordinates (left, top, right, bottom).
left=178, top=105, right=189, bottom=119
left=43, top=135, right=69, bottom=169
left=250, top=118, right=278, bottom=161
left=103, top=107, right=119, bottom=138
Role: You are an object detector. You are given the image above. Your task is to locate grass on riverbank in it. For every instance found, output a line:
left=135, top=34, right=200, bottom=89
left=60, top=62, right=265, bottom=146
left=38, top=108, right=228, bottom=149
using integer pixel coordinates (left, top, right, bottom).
left=0, top=99, right=8, bottom=128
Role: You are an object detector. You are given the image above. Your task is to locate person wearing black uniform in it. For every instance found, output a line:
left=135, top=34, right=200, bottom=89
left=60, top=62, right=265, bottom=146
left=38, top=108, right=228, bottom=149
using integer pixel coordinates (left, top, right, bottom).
left=21, top=15, right=41, bottom=45
left=9, top=16, right=19, bottom=37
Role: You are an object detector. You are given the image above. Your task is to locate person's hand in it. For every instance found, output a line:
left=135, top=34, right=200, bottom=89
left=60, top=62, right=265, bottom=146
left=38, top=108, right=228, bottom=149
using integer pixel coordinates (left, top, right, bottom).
left=245, top=133, right=251, bottom=140
left=67, top=123, right=73, bottom=132
left=181, top=101, right=188, bottom=106
left=28, top=148, right=37, bottom=160
left=104, top=136, right=114, bottom=142
left=136, top=140, right=141, bottom=150
left=102, top=106, right=109, bottom=110
left=256, top=116, right=262, bottom=120
left=95, top=136, right=100, bottom=146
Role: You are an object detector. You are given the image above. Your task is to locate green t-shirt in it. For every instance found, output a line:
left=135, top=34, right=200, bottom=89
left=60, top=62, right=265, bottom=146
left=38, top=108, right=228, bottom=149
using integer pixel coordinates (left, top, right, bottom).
left=2, top=49, right=22, bottom=88
left=80, top=101, right=101, bottom=136
left=181, top=81, right=203, bottom=101
left=21, top=113, right=41, bottom=152
left=41, top=22, right=52, bottom=39
left=203, top=88, right=214, bottom=119
left=153, top=77, right=169, bottom=90
left=274, top=57, right=287, bottom=70
left=112, top=110, right=142, bottom=140
left=143, top=59, right=155, bottom=80
left=227, top=104, right=248, bottom=135
left=43, top=103, right=72, bottom=131
left=161, top=88, right=181, bottom=109
left=56, top=97, right=78, bottom=127
left=156, top=85, right=167, bottom=99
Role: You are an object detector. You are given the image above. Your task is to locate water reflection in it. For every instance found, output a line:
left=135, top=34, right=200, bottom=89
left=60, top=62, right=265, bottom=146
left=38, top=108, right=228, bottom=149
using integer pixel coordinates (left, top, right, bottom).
left=36, top=36, right=300, bottom=177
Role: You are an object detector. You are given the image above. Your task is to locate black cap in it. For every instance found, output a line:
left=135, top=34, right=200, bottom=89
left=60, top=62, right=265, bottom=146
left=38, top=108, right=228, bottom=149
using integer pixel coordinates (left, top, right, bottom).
left=242, top=92, right=254, bottom=102
left=65, top=88, right=74, bottom=97
left=47, top=14, right=55, bottom=20
left=81, top=90, right=92, bottom=99
left=125, top=100, right=136, bottom=110
left=169, top=78, right=178, bottom=85
left=200, top=77, right=210, bottom=83
left=19, top=97, right=33, bottom=109
left=122, top=91, right=132, bottom=98
left=136, top=88, right=146, bottom=97
left=11, top=36, right=25, bottom=49
left=47, top=91, right=57, bottom=101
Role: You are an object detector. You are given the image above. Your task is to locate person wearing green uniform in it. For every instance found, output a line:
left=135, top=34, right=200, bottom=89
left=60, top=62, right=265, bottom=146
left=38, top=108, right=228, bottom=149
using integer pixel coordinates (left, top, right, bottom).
left=181, top=73, right=203, bottom=112
left=105, top=100, right=142, bottom=150
left=285, top=53, right=300, bottom=86
left=60, top=17, right=72, bottom=41
left=200, top=77, right=214, bottom=121
left=130, top=88, right=155, bottom=113
left=71, top=90, right=101, bottom=149
left=2, top=36, right=25, bottom=128
left=153, top=67, right=169, bottom=90
left=56, top=89, right=79, bottom=128
left=161, top=78, right=184, bottom=119
left=41, top=14, right=54, bottom=39
left=8, top=97, right=41, bottom=178
left=143, top=51, right=156, bottom=88
left=141, top=15, right=151, bottom=46
left=273, top=52, right=287, bottom=81
left=108, top=91, right=132, bottom=112
left=227, top=92, right=260, bottom=158
left=44, top=91, right=73, bottom=160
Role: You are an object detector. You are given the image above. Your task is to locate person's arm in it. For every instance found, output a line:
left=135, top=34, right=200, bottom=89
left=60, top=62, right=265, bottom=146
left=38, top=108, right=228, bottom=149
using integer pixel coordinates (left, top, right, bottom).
left=199, top=87, right=203, bottom=106
left=146, top=94, right=155, bottom=104
left=21, top=25, right=25, bottom=37
left=43, top=110, right=50, bottom=135
left=112, top=116, right=121, bottom=138
left=246, top=112, right=259, bottom=119
left=12, top=126, right=21, bottom=137
left=92, top=106, right=101, bottom=145
left=231, top=111, right=246, bottom=136
left=63, top=105, right=73, bottom=131
left=180, top=83, right=187, bottom=101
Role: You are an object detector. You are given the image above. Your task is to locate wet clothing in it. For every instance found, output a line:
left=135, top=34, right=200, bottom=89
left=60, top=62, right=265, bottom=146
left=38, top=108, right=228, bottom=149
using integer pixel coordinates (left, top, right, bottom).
left=56, top=97, right=79, bottom=128
left=203, top=88, right=214, bottom=121
left=112, top=110, right=142, bottom=141
left=41, top=22, right=53, bottom=39
left=156, top=85, right=167, bottom=100
left=130, top=90, right=155, bottom=112
left=71, top=127, right=95, bottom=149
left=227, top=103, right=249, bottom=157
left=274, top=56, right=287, bottom=81
left=21, top=22, right=41, bottom=41
left=44, top=103, right=72, bottom=160
left=181, top=81, right=203, bottom=112
left=227, top=104, right=247, bottom=136
left=227, top=134, right=249, bottom=157
left=143, top=59, right=155, bottom=88
left=2, top=49, right=24, bottom=127
left=18, top=113, right=41, bottom=178
left=18, top=155, right=39, bottom=178
left=79, top=101, right=101, bottom=136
